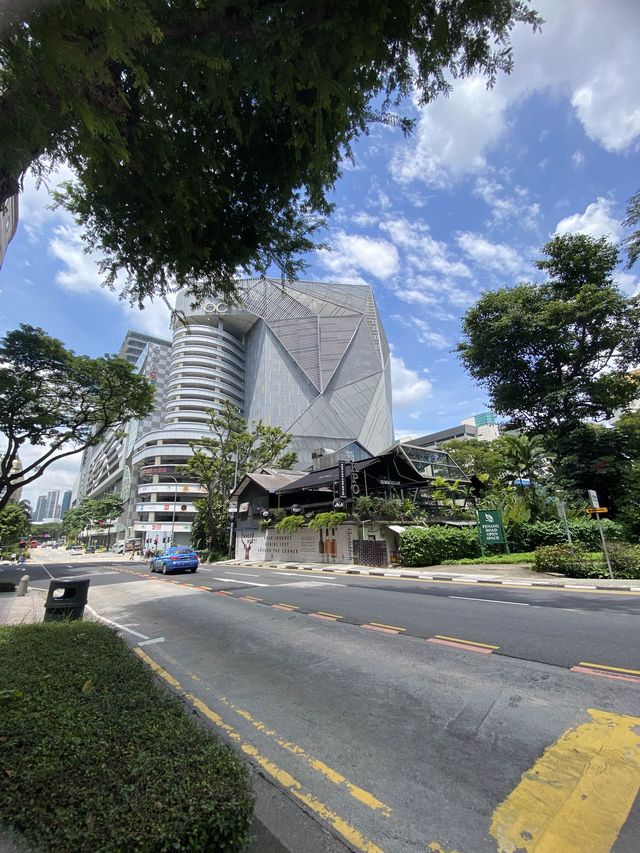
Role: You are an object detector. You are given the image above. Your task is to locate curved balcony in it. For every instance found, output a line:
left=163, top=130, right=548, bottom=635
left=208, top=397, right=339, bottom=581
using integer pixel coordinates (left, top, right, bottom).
left=137, top=482, right=206, bottom=496
left=135, top=502, right=197, bottom=514
left=168, top=367, right=245, bottom=396
left=132, top=443, right=194, bottom=466
left=174, top=324, right=246, bottom=350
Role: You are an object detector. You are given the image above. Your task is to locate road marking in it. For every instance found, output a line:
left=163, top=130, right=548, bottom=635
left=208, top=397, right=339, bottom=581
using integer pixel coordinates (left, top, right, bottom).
left=434, top=635, right=498, bottom=649
left=38, top=562, right=54, bottom=579
left=277, top=603, right=299, bottom=609
left=85, top=605, right=150, bottom=640
left=271, top=604, right=297, bottom=611
left=138, top=637, right=165, bottom=647
left=361, top=624, right=401, bottom=635
left=490, top=708, right=640, bottom=853
left=369, top=621, right=406, bottom=632
left=449, top=595, right=530, bottom=606
left=578, top=661, right=640, bottom=676
left=217, top=695, right=391, bottom=816
left=224, top=572, right=261, bottom=577
left=211, top=577, right=269, bottom=587
left=570, top=666, right=640, bottom=684
left=134, top=650, right=385, bottom=853
left=427, top=638, right=493, bottom=654
left=317, top=611, right=343, bottom=619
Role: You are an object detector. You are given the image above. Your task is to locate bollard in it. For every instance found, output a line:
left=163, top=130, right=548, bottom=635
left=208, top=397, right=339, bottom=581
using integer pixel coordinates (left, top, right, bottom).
left=16, top=574, right=29, bottom=596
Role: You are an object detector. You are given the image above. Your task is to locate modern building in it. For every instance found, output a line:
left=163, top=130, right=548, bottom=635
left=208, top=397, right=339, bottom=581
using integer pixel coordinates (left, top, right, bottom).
left=407, top=411, right=500, bottom=448
left=44, top=490, right=59, bottom=520
left=76, top=278, right=394, bottom=547
left=0, top=195, right=18, bottom=270
left=34, top=494, right=47, bottom=522
left=60, top=490, right=72, bottom=518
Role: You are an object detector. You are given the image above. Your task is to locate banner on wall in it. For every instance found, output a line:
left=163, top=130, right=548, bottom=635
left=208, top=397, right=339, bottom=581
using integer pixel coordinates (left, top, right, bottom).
left=236, top=525, right=355, bottom=563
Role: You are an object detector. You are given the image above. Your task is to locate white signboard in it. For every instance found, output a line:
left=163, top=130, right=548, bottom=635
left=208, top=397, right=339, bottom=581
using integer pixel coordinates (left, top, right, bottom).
left=588, top=489, right=599, bottom=509
left=236, top=525, right=355, bottom=563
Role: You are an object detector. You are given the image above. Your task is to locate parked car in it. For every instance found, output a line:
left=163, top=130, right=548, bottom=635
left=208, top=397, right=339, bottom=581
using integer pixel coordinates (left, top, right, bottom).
left=150, top=546, right=199, bottom=574
left=112, top=541, right=125, bottom=554
left=85, top=546, right=96, bottom=554
left=68, top=546, right=83, bottom=556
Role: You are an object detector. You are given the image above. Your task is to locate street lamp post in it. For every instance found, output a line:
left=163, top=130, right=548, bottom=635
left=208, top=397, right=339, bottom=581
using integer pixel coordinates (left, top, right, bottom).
left=165, top=475, right=179, bottom=547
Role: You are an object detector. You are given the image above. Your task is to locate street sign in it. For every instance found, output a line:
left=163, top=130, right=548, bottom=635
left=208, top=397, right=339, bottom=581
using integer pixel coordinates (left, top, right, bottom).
left=588, top=489, right=599, bottom=509
left=477, top=509, right=506, bottom=546
left=338, top=461, right=347, bottom=499
left=586, top=507, right=608, bottom=513
left=555, top=500, right=567, bottom=520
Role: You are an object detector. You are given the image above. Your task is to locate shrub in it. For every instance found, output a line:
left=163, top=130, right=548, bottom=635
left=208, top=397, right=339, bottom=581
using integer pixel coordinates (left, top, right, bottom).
left=507, top=519, right=624, bottom=552
left=308, top=511, right=347, bottom=529
left=533, top=544, right=600, bottom=578
left=400, top=526, right=481, bottom=567
left=275, top=515, right=306, bottom=534
left=0, top=622, right=253, bottom=852
left=604, top=542, right=640, bottom=579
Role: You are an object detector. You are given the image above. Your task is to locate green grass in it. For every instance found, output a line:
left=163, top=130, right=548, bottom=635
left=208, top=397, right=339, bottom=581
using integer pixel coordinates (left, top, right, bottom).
left=441, top=551, right=603, bottom=565
left=0, top=622, right=253, bottom=852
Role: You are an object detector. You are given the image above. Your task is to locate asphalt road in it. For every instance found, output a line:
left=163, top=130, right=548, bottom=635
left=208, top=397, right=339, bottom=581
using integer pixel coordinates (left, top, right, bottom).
left=9, top=557, right=640, bottom=853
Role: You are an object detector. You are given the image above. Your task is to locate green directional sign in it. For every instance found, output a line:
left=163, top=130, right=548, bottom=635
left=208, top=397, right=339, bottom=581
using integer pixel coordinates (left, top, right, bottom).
left=477, top=509, right=506, bottom=546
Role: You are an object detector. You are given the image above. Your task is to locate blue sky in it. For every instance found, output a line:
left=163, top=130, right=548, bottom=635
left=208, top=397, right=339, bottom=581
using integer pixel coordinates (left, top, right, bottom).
left=2, top=0, right=640, bottom=506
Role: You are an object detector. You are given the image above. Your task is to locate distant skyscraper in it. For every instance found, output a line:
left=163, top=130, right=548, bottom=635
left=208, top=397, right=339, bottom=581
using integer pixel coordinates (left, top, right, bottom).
left=0, top=195, right=18, bottom=271
left=44, top=490, right=59, bottom=520
left=60, top=490, right=72, bottom=517
left=34, top=494, right=47, bottom=522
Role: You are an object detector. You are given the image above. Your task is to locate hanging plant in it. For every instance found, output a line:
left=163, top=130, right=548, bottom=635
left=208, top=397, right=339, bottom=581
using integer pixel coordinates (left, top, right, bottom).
left=275, top=515, right=306, bottom=534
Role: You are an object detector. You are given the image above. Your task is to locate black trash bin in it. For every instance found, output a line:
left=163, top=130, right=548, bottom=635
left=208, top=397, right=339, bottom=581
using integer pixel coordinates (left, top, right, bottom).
left=43, top=577, right=91, bottom=621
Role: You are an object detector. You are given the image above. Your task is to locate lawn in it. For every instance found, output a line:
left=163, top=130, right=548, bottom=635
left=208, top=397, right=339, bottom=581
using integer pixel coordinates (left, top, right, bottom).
left=0, top=621, right=253, bottom=852
left=441, top=551, right=603, bottom=565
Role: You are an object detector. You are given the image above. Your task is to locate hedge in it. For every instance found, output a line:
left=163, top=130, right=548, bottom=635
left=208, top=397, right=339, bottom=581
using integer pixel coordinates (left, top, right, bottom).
left=0, top=622, right=253, bottom=852
left=506, top=519, right=624, bottom=552
left=400, top=526, right=481, bottom=567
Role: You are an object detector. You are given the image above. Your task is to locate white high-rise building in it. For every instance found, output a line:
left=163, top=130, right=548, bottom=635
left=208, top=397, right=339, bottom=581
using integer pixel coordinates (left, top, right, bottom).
left=77, top=278, right=394, bottom=547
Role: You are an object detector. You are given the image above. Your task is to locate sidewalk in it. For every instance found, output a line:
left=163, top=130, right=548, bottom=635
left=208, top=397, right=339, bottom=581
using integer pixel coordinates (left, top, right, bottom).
left=0, top=590, right=44, bottom=626
left=219, top=559, right=640, bottom=591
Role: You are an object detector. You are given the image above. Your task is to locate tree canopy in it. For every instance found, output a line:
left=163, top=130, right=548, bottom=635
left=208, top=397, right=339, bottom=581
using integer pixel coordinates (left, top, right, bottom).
left=181, top=401, right=296, bottom=553
left=1, top=0, right=540, bottom=305
left=0, top=324, right=155, bottom=510
left=457, top=234, right=640, bottom=437
left=0, top=501, right=30, bottom=545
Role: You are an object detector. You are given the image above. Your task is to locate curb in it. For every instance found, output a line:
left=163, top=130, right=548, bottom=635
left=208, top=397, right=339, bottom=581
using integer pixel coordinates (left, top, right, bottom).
left=211, top=562, right=640, bottom=592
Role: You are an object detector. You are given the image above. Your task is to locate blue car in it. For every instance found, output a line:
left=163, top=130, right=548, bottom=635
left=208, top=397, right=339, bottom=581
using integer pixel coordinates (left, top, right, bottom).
left=150, top=546, right=199, bottom=574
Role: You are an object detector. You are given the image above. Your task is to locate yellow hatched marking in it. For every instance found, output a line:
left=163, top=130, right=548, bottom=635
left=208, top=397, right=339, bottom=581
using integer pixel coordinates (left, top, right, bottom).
left=579, top=661, right=640, bottom=676
left=490, top=708, right=640, bottom=852
left=369, top=622, right=406, bottom=632
left=435, top=635, right=499, bottom=649
left=134, top=650, right=387, bottom=852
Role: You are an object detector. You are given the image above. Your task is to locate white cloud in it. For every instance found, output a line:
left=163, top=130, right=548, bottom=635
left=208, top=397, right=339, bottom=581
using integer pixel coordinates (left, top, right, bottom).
left=456, top=232, right=526, bottom=276
left=390, top=0, right=640, bottom=188
left=320, top=231, right=399, bottom=280
left=555, top=197, right=622, bottom=241
left=390, top=353, right=433, bottom=407
left=473, top=175, right=541, bottom=230
left=571, top=150, right=586, bottom=169
left=49, top=225, right=172, bottom=337
left=380, top=218, right=472, bottom=279
left=613, top=270, right=640, bottom=297
left=407, top=317, right=450, bottom=350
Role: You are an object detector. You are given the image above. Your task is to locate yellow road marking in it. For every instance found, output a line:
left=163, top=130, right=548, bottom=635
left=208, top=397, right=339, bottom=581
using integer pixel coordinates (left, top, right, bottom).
left=134, top=647, right=180, bottom=688
left=579, top=661, right=640, bottom=676
left=369, top=622, right=406, bottom=632
left=490, top=708, right=640, bottom=852
left=317, top=611, right=343, bottom=619
left=435, top=635, right=499, bottom=649
left=278, top=603, right=299, bottom=609
left=427, top=843, right=461, bottom=853
left=218, top=695, right=391, bottom=816
left=135, top=650, right=386, bottom=852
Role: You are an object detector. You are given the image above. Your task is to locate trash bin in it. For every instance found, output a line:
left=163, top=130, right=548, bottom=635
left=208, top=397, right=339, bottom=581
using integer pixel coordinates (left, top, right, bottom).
left=43, top=577, right=91, bottom=621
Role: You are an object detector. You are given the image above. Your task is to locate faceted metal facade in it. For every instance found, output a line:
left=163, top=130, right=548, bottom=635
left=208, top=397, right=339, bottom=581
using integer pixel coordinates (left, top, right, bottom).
left=175, top=278, right=394, bottom=466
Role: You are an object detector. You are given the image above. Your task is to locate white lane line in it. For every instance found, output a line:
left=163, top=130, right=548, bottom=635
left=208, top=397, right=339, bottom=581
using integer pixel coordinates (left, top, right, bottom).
left=138, top=637, right=165, bottom=646
left=38, top=562, right=54, bottom=579
left=211, top=577, right=270, bottom=587
left=449, top=595, right=530, bottom=606
left=223, top=572, right=261, bottom=577
left=85, top=605, right=150, bottom=639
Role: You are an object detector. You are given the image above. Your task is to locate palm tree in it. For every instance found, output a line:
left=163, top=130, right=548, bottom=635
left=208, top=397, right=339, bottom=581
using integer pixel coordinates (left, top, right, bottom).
left=501, top=435, right=547, bottom=509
